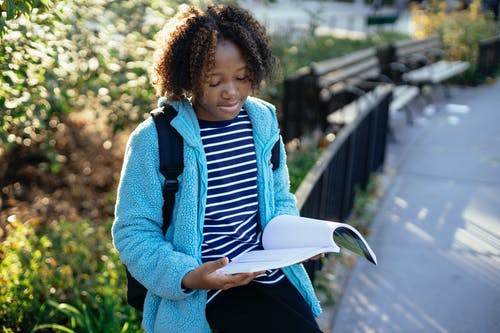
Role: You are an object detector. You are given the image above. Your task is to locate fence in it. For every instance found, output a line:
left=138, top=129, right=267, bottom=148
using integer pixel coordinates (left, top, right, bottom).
left=294, top=85, right=392, bottom=222
left=476, top=35, right=500, bottom=82
left=281, top=68, right=319, bottom=143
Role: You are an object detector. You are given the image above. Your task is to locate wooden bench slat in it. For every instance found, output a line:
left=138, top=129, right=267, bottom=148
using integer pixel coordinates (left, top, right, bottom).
left=310, top=43, right=421, bottom=122
left=403, top=60, right=470, bottom=84
left=394, top=35, right=440, bottom=57
left=389, top=85, right=419, bottom=112
left=318, top=57, right=380, bottom=87
left=311, top=48, right=377, bottom=76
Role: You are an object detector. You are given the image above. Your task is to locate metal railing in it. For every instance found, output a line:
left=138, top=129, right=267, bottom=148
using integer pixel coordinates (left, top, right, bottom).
left=281, top=67, right=319, bottom=143
left=294, top=85, right=392, bottom=223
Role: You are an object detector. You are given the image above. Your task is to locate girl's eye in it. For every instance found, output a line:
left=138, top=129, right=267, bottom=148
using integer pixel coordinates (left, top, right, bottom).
left=208, top=81, right=221, bottom=87
left=237, top=76, right=249, bottom=81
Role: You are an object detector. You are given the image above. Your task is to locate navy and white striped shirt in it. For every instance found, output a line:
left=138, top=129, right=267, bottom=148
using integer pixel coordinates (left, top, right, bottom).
left=198, top=108, right=284, bottom=303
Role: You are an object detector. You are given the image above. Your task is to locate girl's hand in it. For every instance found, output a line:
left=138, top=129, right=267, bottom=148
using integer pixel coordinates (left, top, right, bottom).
left=181, top=257, right=264, bottom=291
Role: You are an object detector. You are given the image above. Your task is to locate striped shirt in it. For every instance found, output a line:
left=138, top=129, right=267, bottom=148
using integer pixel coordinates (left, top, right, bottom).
left=198, top=108, right=284, bottom=303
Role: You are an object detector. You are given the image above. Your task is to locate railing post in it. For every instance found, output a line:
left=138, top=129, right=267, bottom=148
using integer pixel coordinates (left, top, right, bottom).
left=476, top=35, right=500, bottom=83
left=282, top=67, right=312, bottom=143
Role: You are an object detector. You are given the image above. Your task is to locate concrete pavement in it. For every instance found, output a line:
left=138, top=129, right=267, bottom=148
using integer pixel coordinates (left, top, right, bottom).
left=330, top=82, right=500, bottom=332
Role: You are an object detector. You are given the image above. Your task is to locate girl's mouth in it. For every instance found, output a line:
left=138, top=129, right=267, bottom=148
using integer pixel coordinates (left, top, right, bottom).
left=218, top=101, right=240, bottom=113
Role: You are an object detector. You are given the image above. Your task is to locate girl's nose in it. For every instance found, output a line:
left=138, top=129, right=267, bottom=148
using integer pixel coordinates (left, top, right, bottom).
left=222, top=82, right=238, bottom=98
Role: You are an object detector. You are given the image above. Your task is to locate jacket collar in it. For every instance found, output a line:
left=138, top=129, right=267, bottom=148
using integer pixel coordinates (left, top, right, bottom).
left=244, top=96, right=277, bottom=150
left=157, top=96, right=276, bottom=149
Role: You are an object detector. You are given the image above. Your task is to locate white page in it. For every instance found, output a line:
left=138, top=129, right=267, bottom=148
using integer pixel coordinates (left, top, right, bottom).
left=217, top=247, right=333, bottom=274
left=262, top=215, right=339, bottom=249
left=217, top=215, right=340, bottom=274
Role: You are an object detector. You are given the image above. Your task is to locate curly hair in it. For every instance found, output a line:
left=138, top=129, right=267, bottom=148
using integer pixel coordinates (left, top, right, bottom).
left=152, top=3, right=279, bottom=100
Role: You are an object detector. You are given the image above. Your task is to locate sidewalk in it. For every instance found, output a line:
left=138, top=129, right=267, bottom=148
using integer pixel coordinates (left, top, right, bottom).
left=330, top=81, right=500, bottom=332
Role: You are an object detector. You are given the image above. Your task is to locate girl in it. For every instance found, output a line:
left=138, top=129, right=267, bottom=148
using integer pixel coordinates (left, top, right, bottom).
left=112, top=4, right=322, bottom=332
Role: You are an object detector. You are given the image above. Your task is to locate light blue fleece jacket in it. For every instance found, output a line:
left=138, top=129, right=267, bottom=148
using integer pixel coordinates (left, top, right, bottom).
left=112, top=96, right=321, bottom=333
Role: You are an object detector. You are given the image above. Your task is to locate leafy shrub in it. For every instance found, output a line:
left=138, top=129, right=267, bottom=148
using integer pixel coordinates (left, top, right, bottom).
left=0, top=217, right=141, bottom=332
left=287, top=142, right=323, bottom=193
left=411, top=0, right=498, bottom=84
left=1, top=2, right=73, bottom=172
left=1, top=0, right=176, bottom=173
left=0, top=0, right=50, bottom=38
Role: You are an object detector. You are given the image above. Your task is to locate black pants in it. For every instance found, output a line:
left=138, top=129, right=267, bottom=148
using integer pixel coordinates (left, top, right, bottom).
left=206, top=278, right=322, bottom=333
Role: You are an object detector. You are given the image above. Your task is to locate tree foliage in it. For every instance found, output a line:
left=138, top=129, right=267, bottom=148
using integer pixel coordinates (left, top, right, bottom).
left=0, top=0, right=178, bottom=174
left=411, top=0, right=498, bottom=82
left=0, top=0, right=50, bottom=39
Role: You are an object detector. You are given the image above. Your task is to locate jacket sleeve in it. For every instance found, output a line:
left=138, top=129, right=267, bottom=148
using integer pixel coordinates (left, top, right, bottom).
left=112, top=118, right=198, bottom=301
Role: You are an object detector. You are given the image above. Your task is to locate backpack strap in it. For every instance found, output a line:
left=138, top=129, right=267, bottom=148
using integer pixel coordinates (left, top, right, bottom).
left=150, top=104, right=183, bottom=234
left=126, top=105, right=181, bottom=312
left=271, top=138, right=280, bottom=171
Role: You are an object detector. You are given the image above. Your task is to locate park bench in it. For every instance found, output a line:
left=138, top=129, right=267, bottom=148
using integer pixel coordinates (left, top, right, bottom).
left=310, top=47, right=419, bottom=128
left=385, top=35, right=470, bottom=99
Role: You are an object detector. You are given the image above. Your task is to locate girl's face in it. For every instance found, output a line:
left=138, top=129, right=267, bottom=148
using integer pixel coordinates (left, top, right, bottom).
left=194, top=40, right=251, bottom=122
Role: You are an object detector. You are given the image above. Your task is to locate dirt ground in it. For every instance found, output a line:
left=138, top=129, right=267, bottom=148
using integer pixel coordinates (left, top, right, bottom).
left=0, top=110, right=131, bottom=239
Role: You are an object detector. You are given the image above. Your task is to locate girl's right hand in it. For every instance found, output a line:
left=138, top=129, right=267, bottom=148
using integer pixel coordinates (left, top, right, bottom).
left=181, top=257, right=264, bottom=291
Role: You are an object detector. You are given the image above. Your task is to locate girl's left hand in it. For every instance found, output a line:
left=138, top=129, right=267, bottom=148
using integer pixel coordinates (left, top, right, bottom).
left=181, top=257, right=264, bottom=291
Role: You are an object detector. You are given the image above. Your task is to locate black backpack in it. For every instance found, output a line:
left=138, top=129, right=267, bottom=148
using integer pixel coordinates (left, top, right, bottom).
left=125, top=104, right=281, bottom=311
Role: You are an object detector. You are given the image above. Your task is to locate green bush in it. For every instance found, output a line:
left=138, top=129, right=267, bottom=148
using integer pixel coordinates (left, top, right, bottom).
left=0, top=217, right=141, bottom=332
left=0, top=0, right=50, bottom=39
left=1, top=1, right=72, bottom=172
left=1, top=0, right=176, bottom=171
left=287, top=143, right=323, bottom=193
